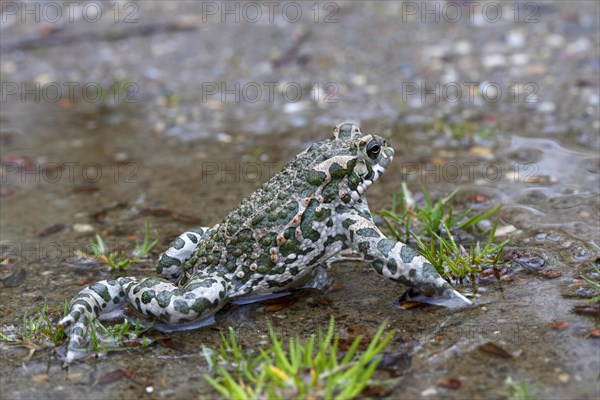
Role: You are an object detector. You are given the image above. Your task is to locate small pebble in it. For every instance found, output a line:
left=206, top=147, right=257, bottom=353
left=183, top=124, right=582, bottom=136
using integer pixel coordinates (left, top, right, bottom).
left=145, top=386, right=154, bottom=393
left=421, top=387, right=438, bottom=397
left=72, top=223, right=95, bottom=233
left=506, top=31, right=525, bottom=47
left=494, top=225, right=517, bottom=237
left=483, top=54, right=506, bottom=69
left=511, top=53, right=529, bottom=66
left=454, top=41, right=471, bottom=55
left=565, top=37, right=591, bottom=55
left=538, top=102, right=556, bottom=113
left=113, top=152, right=129, bottom=163
left=216, top=132, right=232, bottom=143
left=1, top=61, right=17, bottom=74
left=351, top=74, right=367, bottom=86
left=35, top=72, right=54, bottom=86
left=546, top=34, right=564, bottom=47
left=283, top=102, right=305, bottom=114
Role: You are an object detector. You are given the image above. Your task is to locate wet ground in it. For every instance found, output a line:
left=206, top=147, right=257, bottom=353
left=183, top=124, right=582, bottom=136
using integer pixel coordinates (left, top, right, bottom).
left=1, top=1, right=599, bottom=399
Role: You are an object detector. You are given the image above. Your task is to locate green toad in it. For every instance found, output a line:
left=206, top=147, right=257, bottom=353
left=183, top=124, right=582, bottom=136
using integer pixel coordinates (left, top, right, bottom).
left=59, top=123, right=470, bottom=361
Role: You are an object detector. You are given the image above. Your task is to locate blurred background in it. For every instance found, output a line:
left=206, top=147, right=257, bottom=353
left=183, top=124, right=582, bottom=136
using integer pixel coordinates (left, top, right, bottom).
left=1, top=1, right=599, bottom=399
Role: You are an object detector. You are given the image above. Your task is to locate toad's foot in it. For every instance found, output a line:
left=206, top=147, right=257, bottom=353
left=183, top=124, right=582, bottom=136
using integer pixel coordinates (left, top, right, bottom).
left=58, top=277, right=135, bottom=362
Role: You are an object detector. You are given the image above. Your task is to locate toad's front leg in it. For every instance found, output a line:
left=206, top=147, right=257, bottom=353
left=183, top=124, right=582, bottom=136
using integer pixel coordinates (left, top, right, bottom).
left=342, top=212, right=471, bottom=307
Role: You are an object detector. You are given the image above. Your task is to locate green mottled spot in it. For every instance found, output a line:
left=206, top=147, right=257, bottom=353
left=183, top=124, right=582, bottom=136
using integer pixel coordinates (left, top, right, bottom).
left=257, top=253, right=275, bottom=270
left=342, top=218, right=356, bottom=229
left=372, top=260, right=384, bottom=274
left=156, top=255, right=181, bottom=275
left=423, top=262, right=440, bottom=278
left=307, top=170, right=327, bottom=186
left=387, top=258, right=397, bottom=275
left=206, top=254, right=217, bottom=265
left=73, top=299, right=93, bottom=313
left=262, top=232, right=277, bottom=246
left=300, top=201, right=322, bottom=242
left=439, top=282, right=453, bottom=294
left=270, top=265, right=286, bottom=275
left=172, top=237, right=185, bottom=250
left=173, top=299, right=190, bottom=314
left=328, top=162, right=347, bottom=179
left=336, top=123, right=354, bottom=140
left=346, top=158, right=357, bottom=171
left=225, top=261, right=237, bottom=272
left=357, top=227, right=379, bottom=238
left=190, top=278, right=219, bottom=290
left=400, top=245, right=419, bottom=263
left=186, top=233, right=198, bottom=243
left=141, top=289, right=156, bottom=305
left=192, top=297, right=214, bottom=314
left=280, top=231, right=303, bottom=257
left=358, top=241, right=370, bottom=254
left=392, top=275, right=412, bottom=286
left=252, top=211, right=266, bottom=226
left=377, top=239, right=397, bottom=257
left=321, top=180, right=339, bottom=203
left=232, top=248, right=243, bottom=257
left=156, top=291, right=173, bottom=308
left=348, top=172, right=360, bottom=190
left=90, top=283, right=111, bottom=302
left=316, top=207, right=331, bottom=221
left=257, top=264, right=269, bottom=274
left=72, top=326, right=84, bottom=337
left=324, top=234, right=346, bottom=248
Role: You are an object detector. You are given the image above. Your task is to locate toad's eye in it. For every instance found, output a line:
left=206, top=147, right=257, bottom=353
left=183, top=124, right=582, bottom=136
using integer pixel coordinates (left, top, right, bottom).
left=366, top=140, right=381, bottom=159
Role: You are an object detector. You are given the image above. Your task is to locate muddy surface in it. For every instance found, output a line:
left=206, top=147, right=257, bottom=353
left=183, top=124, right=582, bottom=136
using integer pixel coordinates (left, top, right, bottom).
left=1, top=1, right=599, bottom=399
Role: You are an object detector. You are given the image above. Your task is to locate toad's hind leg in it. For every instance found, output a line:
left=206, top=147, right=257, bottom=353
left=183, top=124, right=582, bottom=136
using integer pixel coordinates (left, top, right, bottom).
left=126, top=274, right=229, bottom=324
left=156, top=227, right=211, bottom=281
left=59, top=274, right=229, bottom=361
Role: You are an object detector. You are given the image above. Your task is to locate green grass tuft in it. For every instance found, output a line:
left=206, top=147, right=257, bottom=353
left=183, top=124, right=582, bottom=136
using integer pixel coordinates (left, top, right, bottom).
left=506, top=376, right=534, bottom=400
left=203, top=317, right=395, bottom=399
left=580, top=262, right=600, bottom=304
left=378, top=184, right=509, bottom=282
left=87, top=218, right=159, bottom=271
